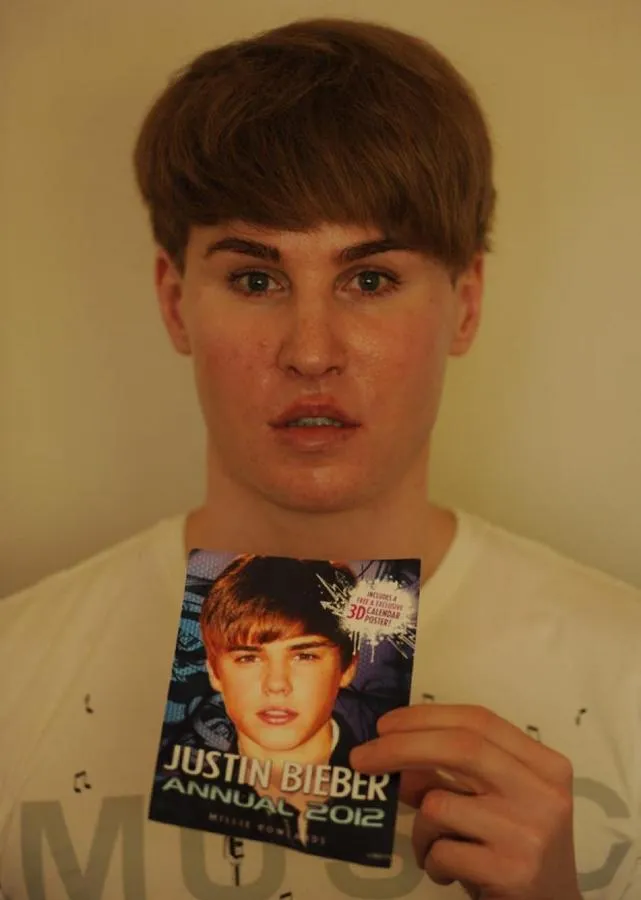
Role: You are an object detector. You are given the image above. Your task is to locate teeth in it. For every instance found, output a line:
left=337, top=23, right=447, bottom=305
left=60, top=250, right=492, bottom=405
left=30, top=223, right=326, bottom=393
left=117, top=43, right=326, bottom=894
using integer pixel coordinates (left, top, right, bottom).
left=287, top=417, right=344, bottom=427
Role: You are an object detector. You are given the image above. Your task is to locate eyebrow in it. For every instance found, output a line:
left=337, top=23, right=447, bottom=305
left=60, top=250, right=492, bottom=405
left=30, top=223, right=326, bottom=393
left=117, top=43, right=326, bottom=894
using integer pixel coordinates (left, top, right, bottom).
left=227, top=639, right=333, bottom=653
left=202, top=236, right=417, bottom=265
left=287, top=640, right=333, bottom=652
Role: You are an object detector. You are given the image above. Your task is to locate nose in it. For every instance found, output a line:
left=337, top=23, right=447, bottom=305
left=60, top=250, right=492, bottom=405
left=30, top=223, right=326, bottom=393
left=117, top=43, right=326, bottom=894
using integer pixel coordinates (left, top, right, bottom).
left=263, top=658, right=292, bottom=695
left=276, top=295, right=347, bottom=379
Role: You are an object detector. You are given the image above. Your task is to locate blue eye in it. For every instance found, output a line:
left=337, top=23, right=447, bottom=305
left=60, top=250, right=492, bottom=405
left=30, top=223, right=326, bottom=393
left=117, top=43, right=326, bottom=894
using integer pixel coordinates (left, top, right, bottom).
left=227, top=268, right=400, bottom=298
left=349, top=270, right=400, bottom=296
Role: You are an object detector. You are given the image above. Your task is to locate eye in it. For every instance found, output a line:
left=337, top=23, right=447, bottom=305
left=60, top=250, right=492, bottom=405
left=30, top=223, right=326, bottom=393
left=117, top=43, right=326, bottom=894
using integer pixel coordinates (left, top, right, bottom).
left=227, top=270, right=281, bottom=297
left=346, top=270, right=400, bottom=297
left=233, top=654, right=259, bottom=664
left=294, top=652, right=320, bottom=661
left=226, top=268, right=400, bottom=298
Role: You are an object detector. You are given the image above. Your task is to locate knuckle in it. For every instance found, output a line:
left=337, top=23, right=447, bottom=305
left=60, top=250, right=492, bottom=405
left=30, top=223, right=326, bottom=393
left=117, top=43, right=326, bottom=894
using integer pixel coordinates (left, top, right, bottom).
left=554, top=753, right=575, bottom=784
left=550, top=785, right=574, bottom=819
left=421, top=789, right=450, bottom=821
left=474, top=705, right=496, bottom=732
left=465, top=704, right=495, bottom=734
left=520, top=823, right=545, bottom=854
left=457, top=730, right=485, bottom=765
left=544, top=746, right=574, bottom=782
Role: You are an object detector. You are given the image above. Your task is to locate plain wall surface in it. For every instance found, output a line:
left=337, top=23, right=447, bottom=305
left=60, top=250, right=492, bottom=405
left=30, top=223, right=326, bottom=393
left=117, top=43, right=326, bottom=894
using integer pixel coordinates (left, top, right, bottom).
left=2, top=0, right=640, bottom=597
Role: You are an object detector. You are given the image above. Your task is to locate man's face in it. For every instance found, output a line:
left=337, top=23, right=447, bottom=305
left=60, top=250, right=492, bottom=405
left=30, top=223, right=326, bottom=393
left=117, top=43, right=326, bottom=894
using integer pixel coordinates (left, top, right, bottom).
left=209, top=634, right=356, bottom=752
left=157, top=221, right=483, bottom=513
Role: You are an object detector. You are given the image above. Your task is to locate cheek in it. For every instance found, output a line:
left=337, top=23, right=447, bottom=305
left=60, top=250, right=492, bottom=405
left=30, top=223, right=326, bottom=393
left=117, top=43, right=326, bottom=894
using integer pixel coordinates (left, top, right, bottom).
left=194, top=330, right=261, bottom=381
left=190, top=324, right=273, bottom=417
left=400, top=305, right=447, bottom=362
left=185, top=287, right=269, bottom=366
left=218, top=667, right=252, bottom=699
left=369, top=312, right=447, bottom=400
left=299, top=668, right=342, bottom=708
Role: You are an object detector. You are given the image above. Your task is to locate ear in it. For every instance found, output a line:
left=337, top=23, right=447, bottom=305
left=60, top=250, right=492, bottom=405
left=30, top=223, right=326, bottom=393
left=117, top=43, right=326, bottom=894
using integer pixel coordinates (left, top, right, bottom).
left=155, top=247, right=192, bottom=356
left=206, top=659, right=223, bottom=693
left=339, top=653, right=359, bottom=689
left=448, top=253, right=485, bottom=358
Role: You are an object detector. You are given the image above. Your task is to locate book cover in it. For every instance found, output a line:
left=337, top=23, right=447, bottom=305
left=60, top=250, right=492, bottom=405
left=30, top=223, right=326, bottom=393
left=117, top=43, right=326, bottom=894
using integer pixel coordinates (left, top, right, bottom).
left=148, top=551, right=421, bottom=867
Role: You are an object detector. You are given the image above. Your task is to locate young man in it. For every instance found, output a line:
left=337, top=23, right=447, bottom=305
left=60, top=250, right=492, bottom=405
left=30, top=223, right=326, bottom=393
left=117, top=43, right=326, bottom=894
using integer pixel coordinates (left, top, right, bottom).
left=198, top=555, right=361, bottom=764
left=1, top=15, right=639, bottom=900
left=156, top=556, right=364, bottom=772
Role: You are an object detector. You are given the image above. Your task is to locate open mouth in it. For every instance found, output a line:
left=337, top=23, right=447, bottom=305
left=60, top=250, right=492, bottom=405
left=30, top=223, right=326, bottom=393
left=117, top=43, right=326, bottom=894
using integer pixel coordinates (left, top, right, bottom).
left=270, top=400, right=360, bottom=430
left=283, top=416, right=348, bottom=428
left=269, top=400, right=361, bottom=451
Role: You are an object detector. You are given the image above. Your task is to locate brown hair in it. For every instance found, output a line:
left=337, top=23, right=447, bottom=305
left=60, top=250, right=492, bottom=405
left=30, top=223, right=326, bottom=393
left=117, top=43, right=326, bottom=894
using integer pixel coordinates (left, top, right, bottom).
left=200, top=554, right=356, bottom=670
left=133, top=17, right=495, bottom=279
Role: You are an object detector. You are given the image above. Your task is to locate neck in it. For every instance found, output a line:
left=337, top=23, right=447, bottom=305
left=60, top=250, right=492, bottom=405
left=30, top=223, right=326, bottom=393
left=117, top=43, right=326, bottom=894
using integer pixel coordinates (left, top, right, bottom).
left=185, top=455, right=457, bottom=585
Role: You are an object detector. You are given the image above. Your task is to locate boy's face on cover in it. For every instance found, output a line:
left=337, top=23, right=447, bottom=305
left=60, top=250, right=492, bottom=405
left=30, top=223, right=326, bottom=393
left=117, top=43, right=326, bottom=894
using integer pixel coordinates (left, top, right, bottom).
left=208, top=634, right=357, bottom=752
left=156, top=221, right=483, bottom=513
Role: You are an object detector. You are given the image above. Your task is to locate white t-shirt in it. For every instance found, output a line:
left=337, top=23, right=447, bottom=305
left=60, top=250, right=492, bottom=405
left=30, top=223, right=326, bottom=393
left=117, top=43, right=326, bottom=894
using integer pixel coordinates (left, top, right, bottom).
left=1, top=510, right=640, bottom=900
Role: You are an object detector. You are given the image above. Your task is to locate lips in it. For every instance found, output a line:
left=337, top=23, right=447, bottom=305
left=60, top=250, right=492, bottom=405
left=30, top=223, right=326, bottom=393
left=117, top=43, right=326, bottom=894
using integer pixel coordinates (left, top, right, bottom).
left=257, top=708, right=299, bottom=726
left=270, top=400, right=360, bottom=429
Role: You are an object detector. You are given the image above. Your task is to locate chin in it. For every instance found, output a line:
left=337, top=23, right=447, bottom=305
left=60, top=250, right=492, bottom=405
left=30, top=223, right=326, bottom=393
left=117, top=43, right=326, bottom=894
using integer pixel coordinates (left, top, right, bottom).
left=254, top=737, right=307, bottom=752
left=256, top=467, right=380, bottom=514
left=266, top=485, right=370, bottom=515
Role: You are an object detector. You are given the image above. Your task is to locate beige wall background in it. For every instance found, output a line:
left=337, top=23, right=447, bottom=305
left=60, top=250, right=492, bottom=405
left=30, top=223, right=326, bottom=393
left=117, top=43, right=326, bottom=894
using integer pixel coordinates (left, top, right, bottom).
left=1, top=0, right=640, bottom=598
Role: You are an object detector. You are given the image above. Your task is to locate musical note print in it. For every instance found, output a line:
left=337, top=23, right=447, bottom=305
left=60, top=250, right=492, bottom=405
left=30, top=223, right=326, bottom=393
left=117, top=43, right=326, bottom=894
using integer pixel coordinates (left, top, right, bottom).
left=421, top=692, right=435, bottom=703
left=575, top=708, right=588, bottom=726
left=279, top=893, right=293, bottom=900
left=73, top=771, right=92, bottom=793
left=223, top=836, right=244, bottom=886
left=223, top=835, right=244, bottom=861
left=84, top=694, right=94, bottom=714
left=526, top=724, right=541, bottom=742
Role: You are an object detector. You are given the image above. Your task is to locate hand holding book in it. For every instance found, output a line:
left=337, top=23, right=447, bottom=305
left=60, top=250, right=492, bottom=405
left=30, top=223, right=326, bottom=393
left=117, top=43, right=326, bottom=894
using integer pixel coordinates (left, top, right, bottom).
left=349, top=703, right=582, bottom=899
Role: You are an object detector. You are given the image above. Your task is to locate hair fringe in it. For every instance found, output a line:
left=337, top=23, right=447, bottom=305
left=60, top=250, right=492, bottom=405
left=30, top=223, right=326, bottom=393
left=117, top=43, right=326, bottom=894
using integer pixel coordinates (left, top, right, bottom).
left=133, top=17, right=496, bottom=276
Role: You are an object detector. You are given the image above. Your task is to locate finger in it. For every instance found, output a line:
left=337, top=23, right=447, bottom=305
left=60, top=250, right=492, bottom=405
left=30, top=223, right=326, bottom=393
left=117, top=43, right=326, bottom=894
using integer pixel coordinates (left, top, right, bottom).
left=410, top=792, right=494, bottom=890
left=412, top=801, right=475, bottom=880
left=413, top=803, right=479, bottom=886
left=399, top=769, right=477, bottom=809
left=414, top=790, right=514, bottom=858
left=378, top=704, right=570, bottom=786
left=422, top=836, right=490, bottom=895
left=461, top=883, right=480, bottom=900
left=351, top=728, right=542, bottom=800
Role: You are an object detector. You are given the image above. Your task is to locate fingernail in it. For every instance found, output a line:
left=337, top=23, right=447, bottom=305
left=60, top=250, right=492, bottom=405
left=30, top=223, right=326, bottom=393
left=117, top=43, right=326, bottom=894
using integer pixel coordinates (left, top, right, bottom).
left=435, top=767, right=457, bottom=782
left=435, top=768, right=476, bottom=794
